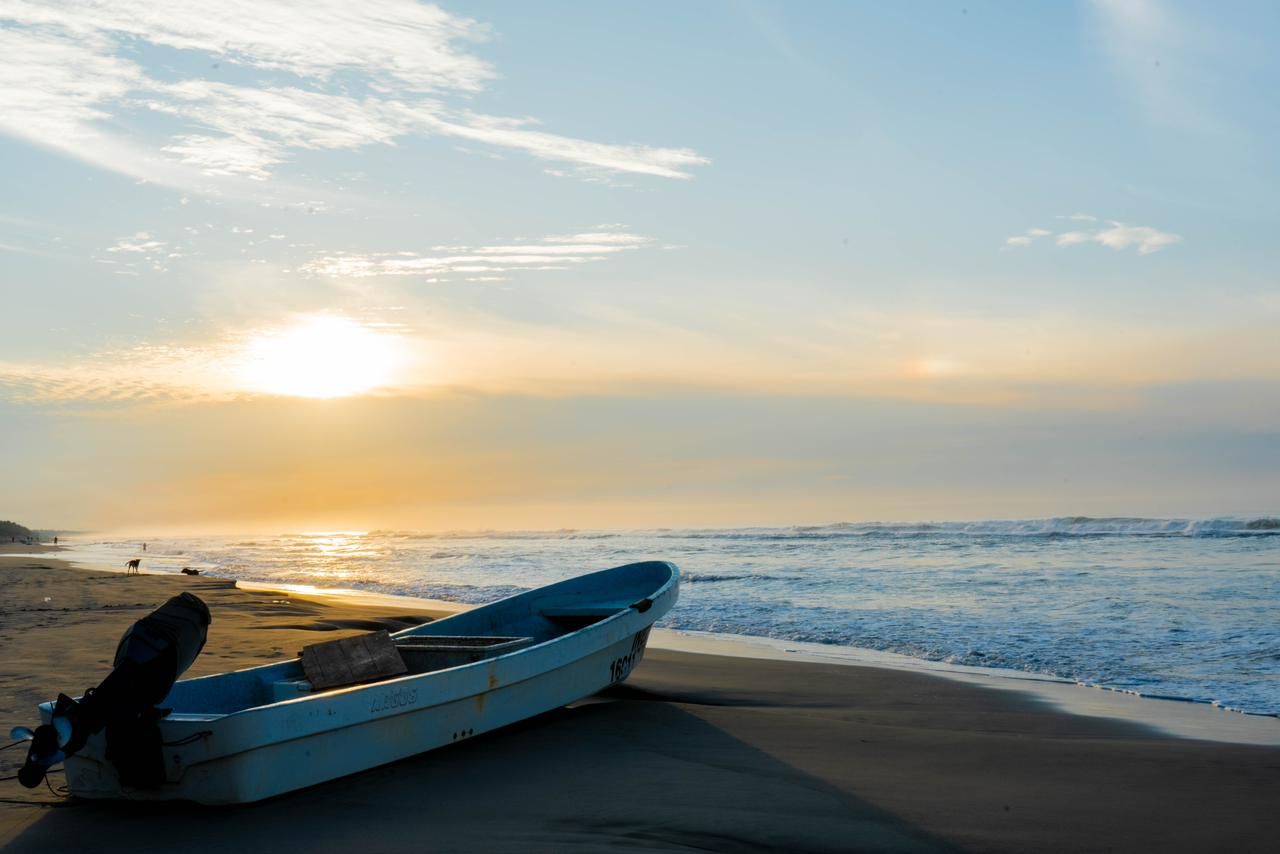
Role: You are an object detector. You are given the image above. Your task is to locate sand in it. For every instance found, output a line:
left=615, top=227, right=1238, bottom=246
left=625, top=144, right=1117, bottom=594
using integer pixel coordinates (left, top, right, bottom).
left=2, top=556, right=1278, bottom=853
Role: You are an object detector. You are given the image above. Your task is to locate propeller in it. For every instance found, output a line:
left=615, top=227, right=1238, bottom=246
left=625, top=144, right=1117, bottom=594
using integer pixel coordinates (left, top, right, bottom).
left=10, top=723, right=65, bottom=788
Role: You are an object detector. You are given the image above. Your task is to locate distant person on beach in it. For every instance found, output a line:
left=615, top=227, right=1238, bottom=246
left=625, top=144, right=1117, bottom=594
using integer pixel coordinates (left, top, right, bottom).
left=143, top=542, right=147, bottom=552
left=53, top=536, right=58, bottom=545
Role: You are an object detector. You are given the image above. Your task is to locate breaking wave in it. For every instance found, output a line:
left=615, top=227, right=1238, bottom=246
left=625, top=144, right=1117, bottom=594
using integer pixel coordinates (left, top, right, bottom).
left=654, top=517, right=1280, bottom=540
left=681, top=573, right=798, bottom=584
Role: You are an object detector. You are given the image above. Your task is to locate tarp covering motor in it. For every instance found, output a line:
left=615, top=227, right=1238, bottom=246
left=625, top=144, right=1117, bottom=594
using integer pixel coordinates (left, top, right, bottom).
left=11, top=592, right=211, bottom=788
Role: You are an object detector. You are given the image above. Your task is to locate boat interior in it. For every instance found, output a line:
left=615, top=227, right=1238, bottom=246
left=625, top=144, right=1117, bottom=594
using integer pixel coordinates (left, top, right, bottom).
left=143, top=561, right=675, bottom=719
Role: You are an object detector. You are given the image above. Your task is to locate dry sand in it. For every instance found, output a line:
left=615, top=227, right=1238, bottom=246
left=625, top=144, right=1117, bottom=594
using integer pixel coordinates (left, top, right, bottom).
left=2, top=555, right=1278, bottom=853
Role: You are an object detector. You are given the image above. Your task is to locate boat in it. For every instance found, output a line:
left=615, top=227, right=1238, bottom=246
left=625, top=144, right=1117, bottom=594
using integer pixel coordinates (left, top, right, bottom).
left=36, top=560, right=679, bottom=804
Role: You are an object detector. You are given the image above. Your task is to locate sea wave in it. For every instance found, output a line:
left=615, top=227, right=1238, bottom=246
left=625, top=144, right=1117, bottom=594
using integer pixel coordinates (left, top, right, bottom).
left=649, top=516, right=1280, bottom=540
left=681, top=573, right=799, bottom=584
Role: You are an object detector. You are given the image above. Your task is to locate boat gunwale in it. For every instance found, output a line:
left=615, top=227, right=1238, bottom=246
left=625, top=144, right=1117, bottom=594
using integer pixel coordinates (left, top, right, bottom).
left=42, top=560, right=679, bottom=728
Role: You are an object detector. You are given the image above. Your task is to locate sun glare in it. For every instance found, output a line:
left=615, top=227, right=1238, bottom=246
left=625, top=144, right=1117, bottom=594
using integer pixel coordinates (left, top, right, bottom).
left=238, top=316, right=401, bottom=398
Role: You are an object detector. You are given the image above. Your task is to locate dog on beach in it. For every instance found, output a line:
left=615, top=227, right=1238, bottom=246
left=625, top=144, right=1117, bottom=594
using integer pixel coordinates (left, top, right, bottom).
left=181, top=567, right=200, bottom=576
left=125, top=559, right=141, bottom=575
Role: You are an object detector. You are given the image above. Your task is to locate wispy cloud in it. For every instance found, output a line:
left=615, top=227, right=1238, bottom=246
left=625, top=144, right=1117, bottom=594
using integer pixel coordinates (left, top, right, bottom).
left=0, top=345, right=233, bottom=405
left=1054, top=223, right=1181, bottom=254
left=0, top=26, right=144, bottom=141
left=107, top=233, right=166, bottom=255
left=99, top=231, right=177, bottom=272
left=430, top=113, right=706, bottom=180
left=2, top=0, right=492, bottom=91
left=144, top=81, right=412, bottom=180
left=301, top=229, right=652, bottom=280
left=0, top=2, right=707, bottom=188
left=1006, top=217, right=1181, bottom=255
left=1005, top=227, right=1052, bottom=247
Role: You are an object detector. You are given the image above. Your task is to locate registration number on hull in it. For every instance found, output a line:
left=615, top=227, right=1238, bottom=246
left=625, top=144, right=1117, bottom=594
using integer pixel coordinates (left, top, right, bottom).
left=608, top=628, right=651, bottom=683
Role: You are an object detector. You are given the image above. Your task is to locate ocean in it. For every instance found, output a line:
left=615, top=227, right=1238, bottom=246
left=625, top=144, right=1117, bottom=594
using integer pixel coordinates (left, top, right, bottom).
left=62, top=517, right=1280, bottom=716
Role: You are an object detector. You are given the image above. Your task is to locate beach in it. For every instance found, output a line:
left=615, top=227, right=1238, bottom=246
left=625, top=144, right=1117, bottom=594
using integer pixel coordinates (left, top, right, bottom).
left=3, top=555, right=1279, bottom=853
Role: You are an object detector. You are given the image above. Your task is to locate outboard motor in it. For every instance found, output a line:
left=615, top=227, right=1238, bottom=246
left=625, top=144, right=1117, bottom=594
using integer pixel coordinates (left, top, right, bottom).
left=11, top=592, right=211, bottom=789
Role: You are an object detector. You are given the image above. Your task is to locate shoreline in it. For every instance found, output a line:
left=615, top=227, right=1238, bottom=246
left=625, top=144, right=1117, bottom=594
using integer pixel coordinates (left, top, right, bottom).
left=40, top=546, right=1280, bottom=747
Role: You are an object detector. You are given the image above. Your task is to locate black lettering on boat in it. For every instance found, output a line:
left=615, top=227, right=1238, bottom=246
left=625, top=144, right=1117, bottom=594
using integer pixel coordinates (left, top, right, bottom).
left=370, top=686, right=419, bottom=714
left=608, top=628, right=653, bottom=683
left=632, top=627, right=650, bottom=659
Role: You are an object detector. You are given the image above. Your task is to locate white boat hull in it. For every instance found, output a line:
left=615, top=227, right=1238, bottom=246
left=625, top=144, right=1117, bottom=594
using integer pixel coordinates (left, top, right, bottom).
left=42, top=561, right=676, bottom=804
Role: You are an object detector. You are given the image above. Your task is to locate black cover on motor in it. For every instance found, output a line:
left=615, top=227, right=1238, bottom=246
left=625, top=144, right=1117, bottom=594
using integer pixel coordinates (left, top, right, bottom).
left=80, top=592, right=211, bottom=735
left=110, top=592, right=211, bottom=700
left=94, top=592, right=211, bottom=786
left=14, top=593, right=211, bottom=789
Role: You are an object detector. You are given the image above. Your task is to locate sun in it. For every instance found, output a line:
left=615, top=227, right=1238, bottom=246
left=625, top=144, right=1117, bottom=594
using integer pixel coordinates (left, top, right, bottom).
left=238, top=315, right=402, bottom=398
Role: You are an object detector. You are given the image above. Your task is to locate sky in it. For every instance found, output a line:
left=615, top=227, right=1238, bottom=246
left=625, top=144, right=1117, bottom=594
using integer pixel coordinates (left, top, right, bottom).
left=1, top=0, right=1278, bottom=533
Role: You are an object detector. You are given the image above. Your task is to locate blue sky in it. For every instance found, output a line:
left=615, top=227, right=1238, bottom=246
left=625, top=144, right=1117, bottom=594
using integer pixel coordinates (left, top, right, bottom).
left=1, top=1, right=1277, bottom=531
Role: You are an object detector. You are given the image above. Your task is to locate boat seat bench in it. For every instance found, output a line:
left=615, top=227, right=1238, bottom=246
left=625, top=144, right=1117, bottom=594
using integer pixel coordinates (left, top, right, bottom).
left=394, top=635, right=532, bottom=674
left=392, top=635, right=531, bottom=649
left=262, top=635, right=536, bottom=702
left=164, top=711, right=226, bottom=722
left=538, top=603, right=631, bottom=618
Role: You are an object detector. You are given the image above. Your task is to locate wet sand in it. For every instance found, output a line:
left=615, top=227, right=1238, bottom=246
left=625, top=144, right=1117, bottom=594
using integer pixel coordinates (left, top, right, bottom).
left=3, top=556, right=1278, bottom=852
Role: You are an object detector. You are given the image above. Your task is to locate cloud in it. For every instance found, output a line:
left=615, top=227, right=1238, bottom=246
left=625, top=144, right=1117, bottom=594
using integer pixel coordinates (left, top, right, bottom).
left=1057, top=222, right=1182, bottom=254
left=301, top=229, right=652, bottom=279
left=143, top=81, right=413, bottom=179
left=0, top=1, right=707, bottom=187
left=1093, top=223, right=1182, bottom=254
left=0, top=27, right=144, bottom=141
left=97, top=232, right=176, bottom=272
left=1054, top=231, right=1091, bottom=247
left=1, top=0, right=492, bottom=91
left=1004, top=227, right=1052, bottom=247
left=1007, top=218, right=1181, bottom=255
left=0, top=345, right=233, bottom=405
left=427, top=112, right=707, bottom=180
left=107, top=233, right=166, bottom=254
